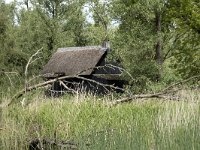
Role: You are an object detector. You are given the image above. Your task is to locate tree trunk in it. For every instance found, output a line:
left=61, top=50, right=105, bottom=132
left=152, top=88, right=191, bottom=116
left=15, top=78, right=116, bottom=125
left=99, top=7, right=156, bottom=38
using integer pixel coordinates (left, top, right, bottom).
left=0, top=107, right=2, bottom=129
left=155, top=10, right=163, bottom=80
left=24, top=0, right=29, bottom=9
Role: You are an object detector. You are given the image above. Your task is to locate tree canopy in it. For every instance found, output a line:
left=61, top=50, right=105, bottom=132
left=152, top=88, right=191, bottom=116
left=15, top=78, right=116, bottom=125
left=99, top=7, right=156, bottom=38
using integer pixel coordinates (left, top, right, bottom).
left=0, top=0, right=199, bottom=91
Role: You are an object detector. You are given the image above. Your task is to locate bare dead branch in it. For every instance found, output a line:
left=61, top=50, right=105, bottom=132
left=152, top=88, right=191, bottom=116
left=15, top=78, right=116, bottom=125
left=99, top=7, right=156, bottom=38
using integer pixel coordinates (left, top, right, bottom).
left=110, top=75, right=200, bottom=106
left=25, top=48, right=42, bottom=78
left=74, top=76, right=125, bottom=92
left=7, top=71, right=125, bottom=106
left=109, top=93, right=170, bottom=106
left=24, top=47, right=43, bottom=94
left=59, top=80, right=78, bottom=94
left=0, top=71, right=21, bottom=88
left=5, top=60, right=199, bottom=108
left=9, top=75, right=75, bottom=105
left=161, top=75, right=200, bottom=93
left=0, top=71, right=18, bottom=74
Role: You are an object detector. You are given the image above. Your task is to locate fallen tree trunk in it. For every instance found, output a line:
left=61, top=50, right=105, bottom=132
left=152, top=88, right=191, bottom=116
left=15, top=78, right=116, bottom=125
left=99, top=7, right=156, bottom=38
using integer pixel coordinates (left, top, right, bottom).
left=110, top=75, right=200, bottom=106
left=5, top=74, right=200, bottom=107
left=8, top=74, right=126, bottom=106
left=110, top=93, right=179, bottom=106
left=8, top=75, right=76, bottom=106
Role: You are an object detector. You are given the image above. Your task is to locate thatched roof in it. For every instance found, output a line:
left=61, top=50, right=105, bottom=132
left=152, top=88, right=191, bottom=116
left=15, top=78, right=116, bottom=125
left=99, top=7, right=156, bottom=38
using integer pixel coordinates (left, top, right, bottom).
left=42, top=46, right=107, bottom=78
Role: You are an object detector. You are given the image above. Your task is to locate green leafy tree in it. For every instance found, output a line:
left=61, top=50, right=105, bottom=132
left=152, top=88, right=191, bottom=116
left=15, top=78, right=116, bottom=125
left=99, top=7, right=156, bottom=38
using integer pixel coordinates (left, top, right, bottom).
left=0, top=1, right=27, bottom=74
left=12, top=0, right=89, bottom=75
left=111, top=0, right=169, bottom=82
left=164, top=0, right=200, bottom=78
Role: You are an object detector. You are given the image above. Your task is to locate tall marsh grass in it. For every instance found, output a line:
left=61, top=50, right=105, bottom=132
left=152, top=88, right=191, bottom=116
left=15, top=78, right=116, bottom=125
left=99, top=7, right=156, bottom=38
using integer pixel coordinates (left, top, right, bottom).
left=0, top=89, right=200, bottom=149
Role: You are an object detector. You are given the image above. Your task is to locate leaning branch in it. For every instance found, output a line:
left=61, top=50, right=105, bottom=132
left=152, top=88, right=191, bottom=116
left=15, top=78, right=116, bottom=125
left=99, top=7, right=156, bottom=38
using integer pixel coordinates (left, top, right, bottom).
left=24, top=48, right=42, bottom=93
left=161, top=75, right=200, bottom=93
left=59, top=80, right=78, bottom=94
left=8, top=73, right=124, bottom=106
left=5, top=67, right=200, bottom=107
left=8, top=75, right=75, bottom=106
left=110, top=93, right=168, bottom=106
left=110, top=75, right=200, bottom=106
left=7, top=64, right=122, bottom=106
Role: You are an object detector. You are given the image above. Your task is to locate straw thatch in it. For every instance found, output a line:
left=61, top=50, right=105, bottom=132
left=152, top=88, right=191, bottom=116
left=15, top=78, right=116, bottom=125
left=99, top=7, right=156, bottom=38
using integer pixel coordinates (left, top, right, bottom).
left=42, top=46, right=106, bottom=78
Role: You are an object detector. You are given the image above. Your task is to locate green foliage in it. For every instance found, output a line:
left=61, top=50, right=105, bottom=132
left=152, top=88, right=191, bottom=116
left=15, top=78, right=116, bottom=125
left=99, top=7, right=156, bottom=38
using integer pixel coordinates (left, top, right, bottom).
left=0, top=0, right=199, bottom=90
left=1, top=91, right=200, bottom=149
left=0, top=1, right=200, bottom=149
left=110, top=0, right=163, bottom=90
left=110, top=0, right=200, bottom=89
left=0, top=0, right=93, bottom=76
left=164, top=0, right=200, bottom=78
left=0, top=2, right=26, bottom=74
left=172, top=31, right=200, bottom=78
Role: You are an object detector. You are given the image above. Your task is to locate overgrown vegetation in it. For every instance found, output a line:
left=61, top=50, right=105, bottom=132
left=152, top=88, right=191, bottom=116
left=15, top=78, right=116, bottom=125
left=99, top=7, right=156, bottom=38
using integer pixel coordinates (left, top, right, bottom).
left=0, top=0, right=200, bottom=149
left=0, top=0, right=199, bottom=85
left=0, top=90, right=200, bottom=149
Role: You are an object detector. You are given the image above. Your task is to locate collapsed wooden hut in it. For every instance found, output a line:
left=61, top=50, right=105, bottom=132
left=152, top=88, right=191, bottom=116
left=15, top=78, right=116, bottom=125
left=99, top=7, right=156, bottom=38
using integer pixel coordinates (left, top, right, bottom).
left=41, top=45, right=126, bottom=95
